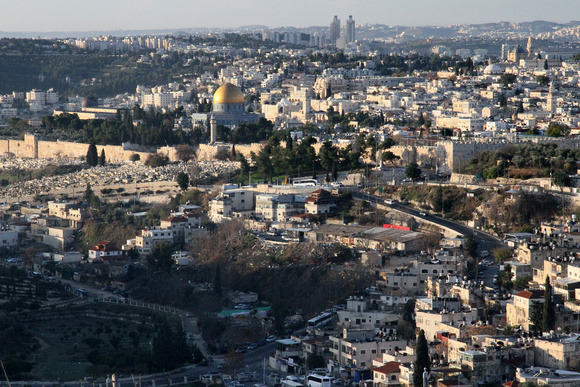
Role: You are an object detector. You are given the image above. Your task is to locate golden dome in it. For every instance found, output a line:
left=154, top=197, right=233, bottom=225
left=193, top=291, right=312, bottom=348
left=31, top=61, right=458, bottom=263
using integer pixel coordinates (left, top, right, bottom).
left=213, top=83, right=245, bottom=104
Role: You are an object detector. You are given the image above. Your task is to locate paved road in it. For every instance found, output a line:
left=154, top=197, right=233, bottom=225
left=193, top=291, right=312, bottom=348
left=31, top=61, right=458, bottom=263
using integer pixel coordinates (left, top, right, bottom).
left=353, top=191, right=503, bottom=248
left=353, top=190, right=505, bottom=286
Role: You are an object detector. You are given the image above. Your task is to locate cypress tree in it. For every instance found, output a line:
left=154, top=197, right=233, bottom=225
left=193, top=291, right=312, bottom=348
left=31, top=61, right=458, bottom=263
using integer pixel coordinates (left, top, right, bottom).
left=413, top=330, right=430, bottom=387
left=86, top=143, right=98, bottom=167
left=417, top=112, right=425, bottom=126
left=286, top=132, right=293, bottom=150
left=543, top=276, right=556, bottom=332
left=99, top=149, right=106, bottom=166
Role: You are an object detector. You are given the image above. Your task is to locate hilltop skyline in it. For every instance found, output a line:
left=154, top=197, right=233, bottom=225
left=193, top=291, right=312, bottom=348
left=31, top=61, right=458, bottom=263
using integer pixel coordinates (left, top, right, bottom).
left=4, top=0, right=580, bottom=35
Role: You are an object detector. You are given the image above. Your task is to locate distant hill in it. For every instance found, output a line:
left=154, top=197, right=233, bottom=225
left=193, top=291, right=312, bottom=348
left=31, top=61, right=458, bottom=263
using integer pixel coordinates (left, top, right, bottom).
left=3, top=19, right=580, bottom=41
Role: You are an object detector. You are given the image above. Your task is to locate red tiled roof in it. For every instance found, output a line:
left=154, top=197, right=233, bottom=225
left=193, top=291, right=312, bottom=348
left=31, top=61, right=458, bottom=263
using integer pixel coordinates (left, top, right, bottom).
left=310, top=188, right=331, bottom=196
left=515, top=290, right=544, bottom=299
left=373, top=362, right=400, bottom=375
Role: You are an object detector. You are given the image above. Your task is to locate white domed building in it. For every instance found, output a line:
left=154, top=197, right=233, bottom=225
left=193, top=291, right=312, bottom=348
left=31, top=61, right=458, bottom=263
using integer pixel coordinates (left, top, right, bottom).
left=483, top=63, right=503, bottom=75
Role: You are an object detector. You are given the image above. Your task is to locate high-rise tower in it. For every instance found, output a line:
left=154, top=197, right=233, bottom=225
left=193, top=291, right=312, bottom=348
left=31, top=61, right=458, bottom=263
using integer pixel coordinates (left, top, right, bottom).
left=345, top=15, right=355, bottom=44
left=329, top=16, right=341, bottom=44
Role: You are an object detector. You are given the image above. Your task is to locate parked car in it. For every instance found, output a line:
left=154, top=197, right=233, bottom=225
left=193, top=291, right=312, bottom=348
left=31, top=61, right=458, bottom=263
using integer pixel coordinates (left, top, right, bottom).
left=238, top=372, right=254, bottom=382
left=266, top=335, right=277, bottom=342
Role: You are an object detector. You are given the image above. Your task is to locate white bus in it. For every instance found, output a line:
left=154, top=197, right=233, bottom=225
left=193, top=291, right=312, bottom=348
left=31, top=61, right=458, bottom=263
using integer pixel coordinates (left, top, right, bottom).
left=293, top=179, right=318, bottom=187
left=307, top=312, right=333, bottom=328
left=306, top=374, right=331, bottom=387
left=281, top=380, right=303, bottom=387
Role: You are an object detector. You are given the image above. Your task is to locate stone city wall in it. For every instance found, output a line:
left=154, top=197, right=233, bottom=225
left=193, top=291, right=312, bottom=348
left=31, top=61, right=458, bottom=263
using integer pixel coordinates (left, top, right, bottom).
left=1, top=134, right=157, bottom=163
left=6, top=134, right=580, bottom=175
left=197, top=142, right=264, bottom=160
left=390, top=137, right=580, bottom=173
left=196, top=141, right=351, bottom=161
left=440, top=137, right=580, bottom=172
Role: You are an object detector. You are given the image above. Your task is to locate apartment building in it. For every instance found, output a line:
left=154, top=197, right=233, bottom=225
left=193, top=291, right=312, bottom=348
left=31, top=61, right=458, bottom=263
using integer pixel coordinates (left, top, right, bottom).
left=534, top=334, right=580, bottom=371
left=505, top=289, right=544, bottom=331
left=209, top=189, right=255, bottom=222
left=124, top=228, right=173, bottom=256
left=330, top=329, right=407, bottom=369
left=415, top=308, right=478, bottom=342
left=160, top=213, right=202, bottom=244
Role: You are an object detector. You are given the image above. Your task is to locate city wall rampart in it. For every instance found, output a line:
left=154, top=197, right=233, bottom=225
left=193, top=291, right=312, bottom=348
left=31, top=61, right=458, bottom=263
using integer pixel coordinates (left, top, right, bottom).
left=391, top=137, right=580, bottom=173
left=196, top=141, right=350, bottom=161
left=2, top=134, right=157, bottom=163
left=5, top=135, right=580, bottom=175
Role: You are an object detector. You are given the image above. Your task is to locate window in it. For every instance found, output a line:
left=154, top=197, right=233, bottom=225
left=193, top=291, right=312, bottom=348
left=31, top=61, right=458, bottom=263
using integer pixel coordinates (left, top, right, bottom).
left=371, top=349, right=376, bottom=354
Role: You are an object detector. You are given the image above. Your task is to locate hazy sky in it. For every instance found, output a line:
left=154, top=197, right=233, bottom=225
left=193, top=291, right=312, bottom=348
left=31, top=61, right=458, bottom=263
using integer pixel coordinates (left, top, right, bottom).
left=4, top=0, right=580, bottom=33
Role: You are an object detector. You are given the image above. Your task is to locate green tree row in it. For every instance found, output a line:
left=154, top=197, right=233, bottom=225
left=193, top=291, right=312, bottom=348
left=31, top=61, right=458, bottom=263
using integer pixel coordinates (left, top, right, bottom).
left=466, top=143, right=577, bottom=183
left=32, top=106, right=194, bottom=147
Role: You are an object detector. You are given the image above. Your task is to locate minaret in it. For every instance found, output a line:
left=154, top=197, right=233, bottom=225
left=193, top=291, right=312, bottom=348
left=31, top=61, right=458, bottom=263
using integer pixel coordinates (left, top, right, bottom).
left=210, top=115, right=217, bottom=144
left=547, top=80, right=556, bottom=113
left=526, top=37, right=533, bottom=57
